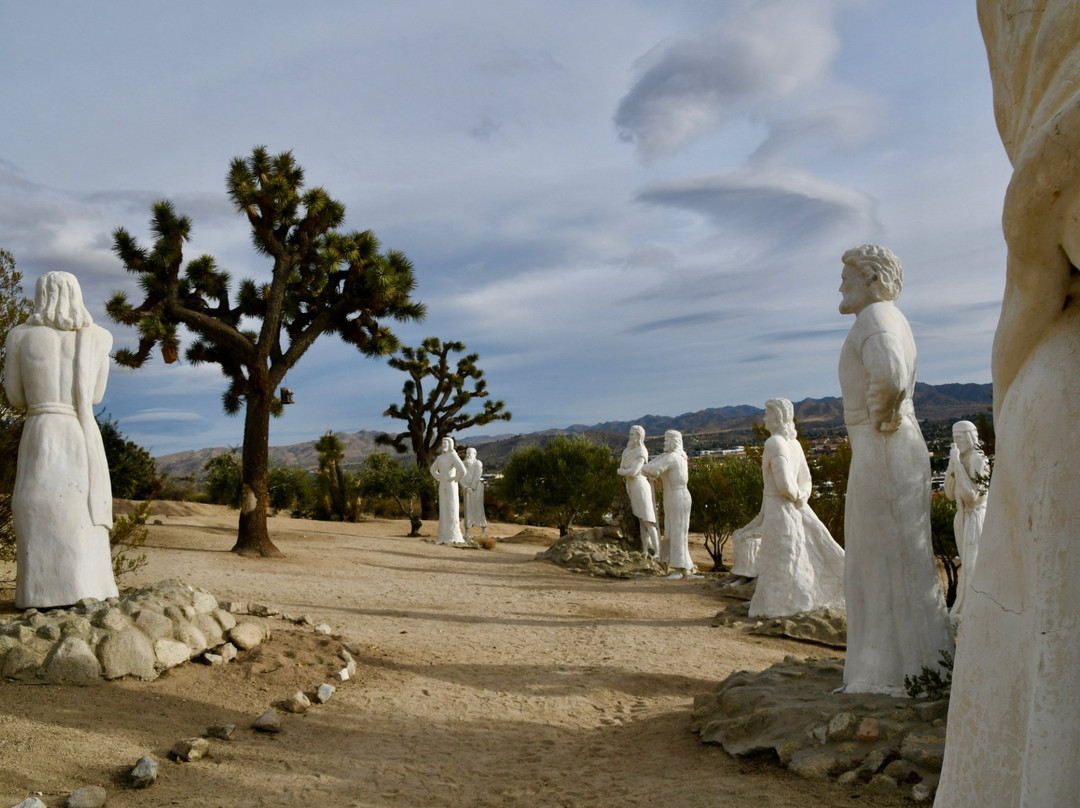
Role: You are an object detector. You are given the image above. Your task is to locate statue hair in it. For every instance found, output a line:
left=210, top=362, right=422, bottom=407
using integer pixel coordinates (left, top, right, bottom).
left=765, top=398, right=797, bottom=440
left=31, top=271, right=93, bottom=331
left=665, top=429, right=686, bottom=457
left=842, top=244, right=903, bottom=302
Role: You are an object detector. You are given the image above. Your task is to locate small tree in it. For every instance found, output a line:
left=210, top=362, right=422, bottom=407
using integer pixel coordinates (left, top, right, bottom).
left=0, top=249, right=33, bottom=566
left=108, top=147, right=425, bottom=557
left=809, top=439, right=851, bottom=545
left=203, top=450, right=243, bottom=508
left=98, top=413, right=161, bottom=500
left=930, top=491, right=960, bottom=608
left=377, top=337, right=510, bottom=514
left=687, top=455, right=763, bottom=571
left=497, top=436, right=619, bottom=537
left=356, top=452, right=435, bottom=536
left=267, top=466, right=315, bottom=515
left=314, top=431, right=360, bottom=522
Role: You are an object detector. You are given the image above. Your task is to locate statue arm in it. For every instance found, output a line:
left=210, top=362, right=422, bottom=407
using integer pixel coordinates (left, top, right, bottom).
left=450, top=452, right=467, bottom=479
left=617, top=455, right=645, bottom=477
left=943, top=455, right=958, bottom=501
left=92, top=326, right=112, bottom=404
left=951, top=456, right=982, bottom=507
left=3, top=328, right=25, bottom=410
left=860, top=331, right=908, bottom=432
left=767, top=443, right=800, bottom=502
left=641, top=454, right=668, bottom=479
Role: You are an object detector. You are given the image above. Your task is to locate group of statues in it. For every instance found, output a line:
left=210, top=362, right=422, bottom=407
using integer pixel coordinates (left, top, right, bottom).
left=7, top=5, right=1079, bottom=794
left=617, top=427, right=699, bottom=578
left=428, top=437, right=487, bottom=544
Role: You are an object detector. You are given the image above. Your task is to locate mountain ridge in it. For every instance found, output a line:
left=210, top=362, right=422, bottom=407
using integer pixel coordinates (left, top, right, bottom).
left=154, top=381, right=992, bottom=479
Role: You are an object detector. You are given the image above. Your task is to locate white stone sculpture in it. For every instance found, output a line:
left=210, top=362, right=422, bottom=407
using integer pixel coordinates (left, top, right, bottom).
left=745, top=398, right=845, bottom=618
left=461, top=447, right=487, bottom=539
left=937, top=5, right=1080, bottom=803
left=837, top=245, right=953, bottom=695
left=616, top=425, right=660, bottom=557
left=943, top=420, right=988, bottom=619
left=4, top=271, right=118, bottom=609
left=429, top=437, right=466, bottom=544
left=642, top=430, right=697, bottom=579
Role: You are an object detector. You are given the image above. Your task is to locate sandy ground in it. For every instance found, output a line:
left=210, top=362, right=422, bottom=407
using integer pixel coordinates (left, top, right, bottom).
left=0, top=504, right=908, bottom=808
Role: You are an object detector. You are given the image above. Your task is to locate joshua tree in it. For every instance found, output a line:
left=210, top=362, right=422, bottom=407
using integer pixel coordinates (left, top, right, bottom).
left=108, top=147, right=424, bottom=556
left=377, top=337, right=510, bottom=512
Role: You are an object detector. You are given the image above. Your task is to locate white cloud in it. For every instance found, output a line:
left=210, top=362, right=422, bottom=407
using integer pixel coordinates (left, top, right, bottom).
left=615, top=0, right=844, bottom=162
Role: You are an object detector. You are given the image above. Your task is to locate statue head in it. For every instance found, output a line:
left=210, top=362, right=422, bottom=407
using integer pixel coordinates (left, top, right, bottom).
left=30, top=271, right=93, bottom=331
left=465, top=447, right=477, bottom=461
left=764, top=398, right=797, bottom=440
left=628, top=425, right=645, bottom=446
left=663, top=429, right=685, bottom=456
left=953, top=420, right=979, bottom=451
left=840, top=245, right=903, bottom=314
left=439, top=436, right=455, bottom=454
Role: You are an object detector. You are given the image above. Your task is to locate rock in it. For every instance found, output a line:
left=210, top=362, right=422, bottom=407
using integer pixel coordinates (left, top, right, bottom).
left=913, top=699, right=949, bottom=723
left=900, top=728, right=947, bottom=767
left=133, top=609, right=174, bottom=641
left=12, top=798, right=48, bottom=808
left=229, top=622, right=264, bottom=650
left=219, top=601, right=245, bottom=614
left=213, top=608, right=237, bottom=632
left=173, top=621, right=208, bottom=656
left=315, top=683, right=336, bottom=704
left=314, top=623, right=333, bottom=636
left=283, top=691, right=311, bottom=713
left=170, top=737, right=211, bottom=762
left=2, top=643, right=45, bottom=680
left=203, top=652, right=224, bottom=665
left=827, top=712, right=858, bottom=741
left=94, top=607, right=131, bottom=631
left=36, top=624, right=62, bottom=641
left=191, top=589, right=218, bottom=613
left=341, top=641, right=361, bottom=655
left=855, top=717, right=880, bottom=742
left=911, top=782, right=934, bottom=802
left=59, top=617, right=92, bottom=638
left=253, top=709, right=282, bottom=733
left=883, top=759, right=913, bottom=780
left=218, top=642, right=238, bottom=663
left=206, top=724, right=235, bottom=740
left=249, top=603, right=282, bottom=617
left=97, top=628, right=156, bottom=680
left=195, top=613, right=225, bottom=646
left=40, top=636, right=100, bottom=685
left=866, top=773, right=899, bottom=794
left=334, top=667, right=350, bottom=683
left=296, top=614, right=315, bottom=626
left=65, top=785, right=107, bottom=807
left=836, top=770, right=859, bottom=785
left=129, top=755, right=159, bottom=788
left=154, top=638, right=193, bottom=670
left=788, top=749, right=838, bottom=779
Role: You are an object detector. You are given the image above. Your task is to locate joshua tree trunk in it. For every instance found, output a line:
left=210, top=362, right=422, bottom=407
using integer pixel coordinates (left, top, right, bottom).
left=231, top=389, right=282, bottom=557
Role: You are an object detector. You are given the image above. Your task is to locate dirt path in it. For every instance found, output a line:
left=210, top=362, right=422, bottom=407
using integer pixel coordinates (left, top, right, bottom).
left=0, top=505, right=905, bottom=807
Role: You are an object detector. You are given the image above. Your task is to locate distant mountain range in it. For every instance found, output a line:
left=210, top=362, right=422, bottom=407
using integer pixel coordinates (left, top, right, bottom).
left=154, top=381, right=993, bottom=479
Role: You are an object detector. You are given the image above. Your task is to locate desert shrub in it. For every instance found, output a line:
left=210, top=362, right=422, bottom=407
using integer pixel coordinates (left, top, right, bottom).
left=110, top=501, right=151, bottom=580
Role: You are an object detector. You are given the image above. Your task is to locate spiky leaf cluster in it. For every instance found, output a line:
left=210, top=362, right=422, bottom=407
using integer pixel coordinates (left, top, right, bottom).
left=108, top=146, right=426, bottom=416
left=377, top=336, right=511, bottom=466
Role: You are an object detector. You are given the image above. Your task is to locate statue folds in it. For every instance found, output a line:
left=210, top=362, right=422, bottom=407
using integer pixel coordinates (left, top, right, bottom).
left=4, top=271, right=118, bottom=609
left=937, top=4, right=1080, bottom=804
left=429, top=437, right=466, bottom=544
left=616, top=425, right=660, bottom=556
left=462, top=447, right=487, bottom=539
left=943, top=420, right=987, bottom=619
left=837, top=245, right=953, bottom=695
left=745, top=398, right=845, bottom=618
left=643, top=430, right=697, bottom=578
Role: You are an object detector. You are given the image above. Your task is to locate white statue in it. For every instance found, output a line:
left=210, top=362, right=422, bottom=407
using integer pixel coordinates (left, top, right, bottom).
left=4, top=271, right=118, bottom=609
left=937, top=5, right=1080, bottom=803
left=616, top=425, right=660, bottom=556
left=429, top=437, right=466, bottom=544
left=642, top=430, right=698, bottom=579
left=461, top=447, right=487, bottom=539
left=943, top=420, right=988, bottom=619
left=837, top=245, right=953, bottom=695
left=745, top=398, right=845, bottom=618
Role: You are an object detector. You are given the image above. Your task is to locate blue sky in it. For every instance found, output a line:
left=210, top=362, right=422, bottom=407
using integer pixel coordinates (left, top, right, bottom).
left=0, top=1, right=1010, bottom=456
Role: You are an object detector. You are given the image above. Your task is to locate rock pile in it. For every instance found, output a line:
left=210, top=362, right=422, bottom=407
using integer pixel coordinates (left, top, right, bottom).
left=712, top=601, right=847, bottom=648
left=536, top=528, right=667, bottom=578
left=0, top=579, right=262, bottom=683
left=691, top=656, right=947, bottom=802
